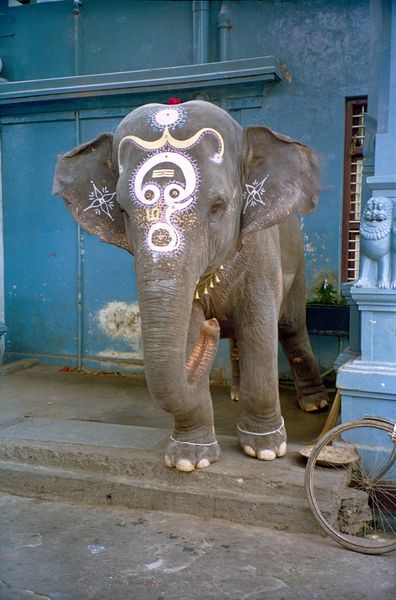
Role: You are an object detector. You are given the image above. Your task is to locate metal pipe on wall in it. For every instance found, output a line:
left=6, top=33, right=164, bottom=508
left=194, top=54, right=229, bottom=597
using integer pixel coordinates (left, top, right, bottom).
left=192, top=0, right=209, bottom=64
left=217, top=1, right=232, bottom=62
left=73, top=1, right=84, bottom=369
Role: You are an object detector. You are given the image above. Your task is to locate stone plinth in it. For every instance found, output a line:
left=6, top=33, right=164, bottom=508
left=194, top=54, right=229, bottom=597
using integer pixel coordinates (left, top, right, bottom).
left=337, top=288, right=396, bottom=422
left=334, top=283, right=360, bottom=371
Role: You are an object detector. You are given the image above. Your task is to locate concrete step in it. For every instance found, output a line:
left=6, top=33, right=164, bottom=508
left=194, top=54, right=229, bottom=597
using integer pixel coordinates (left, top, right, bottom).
left=0, top=417, right=321, bottom=534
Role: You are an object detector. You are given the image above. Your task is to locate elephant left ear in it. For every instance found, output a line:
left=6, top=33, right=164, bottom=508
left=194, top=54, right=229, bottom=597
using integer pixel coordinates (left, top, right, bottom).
left=240, top=126, right=320, bottom=239
left=52, top=133, right=130, bottom=253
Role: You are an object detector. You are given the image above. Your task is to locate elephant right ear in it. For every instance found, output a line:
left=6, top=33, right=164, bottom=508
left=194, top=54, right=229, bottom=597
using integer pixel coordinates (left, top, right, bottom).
left=52, top=133, right=130, bottom=253
left=240, top=127, right=320, bottom=240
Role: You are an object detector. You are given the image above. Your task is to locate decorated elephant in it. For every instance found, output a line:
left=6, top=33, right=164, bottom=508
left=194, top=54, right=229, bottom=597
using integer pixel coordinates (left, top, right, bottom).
left=53, top=100, right=328, bottom=472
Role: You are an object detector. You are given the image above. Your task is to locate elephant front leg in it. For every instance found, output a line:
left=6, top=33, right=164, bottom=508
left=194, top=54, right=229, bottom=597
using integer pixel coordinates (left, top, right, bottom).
left=235, top=318, right=287, bottom=461
left=164, top=304, right=221, bottom=472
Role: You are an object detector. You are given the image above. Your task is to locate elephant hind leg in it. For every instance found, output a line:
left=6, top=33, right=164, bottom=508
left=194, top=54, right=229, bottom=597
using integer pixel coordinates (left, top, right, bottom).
left=279, top=278, right=328, bottom=412
left=229, top=338, right=240, bottom=401
left=279, top=317, right=328, bottom=411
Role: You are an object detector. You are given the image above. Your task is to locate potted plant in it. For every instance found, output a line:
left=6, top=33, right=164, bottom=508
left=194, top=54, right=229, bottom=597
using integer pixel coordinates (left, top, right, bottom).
left=306, top=280, right=349, bottom=337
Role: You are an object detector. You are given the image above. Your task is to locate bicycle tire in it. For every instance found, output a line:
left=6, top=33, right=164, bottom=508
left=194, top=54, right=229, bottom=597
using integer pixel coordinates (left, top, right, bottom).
left=305, top=418, right=396, bottom=555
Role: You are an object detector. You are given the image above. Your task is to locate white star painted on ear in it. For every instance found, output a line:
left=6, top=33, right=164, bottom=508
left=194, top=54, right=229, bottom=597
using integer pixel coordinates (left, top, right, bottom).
left=243, top=174, right=269, bottom=213
left=85, top=182, right=116, bottom=221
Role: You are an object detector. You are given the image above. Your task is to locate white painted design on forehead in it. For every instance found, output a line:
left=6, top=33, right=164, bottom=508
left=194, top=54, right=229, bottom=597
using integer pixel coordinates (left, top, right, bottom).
left=118, top=124, right=224, bottom=165
left=130, top=150, right=198, bottom=254
left=123, top=106, right=225, bottom=255
left=148, top=105, right=186, bottom=132
left=133, top=152, right=196, bottom=209
left=154, top=108, right=181, bottom=127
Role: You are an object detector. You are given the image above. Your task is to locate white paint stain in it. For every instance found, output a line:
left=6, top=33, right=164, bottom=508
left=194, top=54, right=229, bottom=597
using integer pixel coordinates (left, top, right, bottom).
left=303, top=234, right=316, bottom=255
left=98, top=301, right=142, bottom=342
left=87, top=544, right=106, bottom=555
left=144, top=559, right=165, bottom=571
left=13, top=533, right=43, bottom=548
left=97, top=349, right=143, bottom=360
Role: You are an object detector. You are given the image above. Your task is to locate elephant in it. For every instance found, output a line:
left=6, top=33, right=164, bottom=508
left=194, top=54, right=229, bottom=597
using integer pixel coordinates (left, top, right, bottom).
left=53, top=100, right=328, bottom=472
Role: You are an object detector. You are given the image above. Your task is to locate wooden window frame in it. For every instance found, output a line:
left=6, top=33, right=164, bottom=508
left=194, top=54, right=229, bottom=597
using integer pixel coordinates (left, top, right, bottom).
left=341, top=97, right=368, bottom=283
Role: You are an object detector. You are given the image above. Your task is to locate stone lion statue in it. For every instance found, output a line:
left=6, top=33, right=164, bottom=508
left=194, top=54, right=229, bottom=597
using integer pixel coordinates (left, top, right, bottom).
left=356, top=196, right=394, bottom=289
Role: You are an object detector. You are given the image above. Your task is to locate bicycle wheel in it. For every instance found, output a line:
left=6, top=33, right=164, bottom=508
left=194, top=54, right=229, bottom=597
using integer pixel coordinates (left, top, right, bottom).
left=305, top=419, right=396, bottom=554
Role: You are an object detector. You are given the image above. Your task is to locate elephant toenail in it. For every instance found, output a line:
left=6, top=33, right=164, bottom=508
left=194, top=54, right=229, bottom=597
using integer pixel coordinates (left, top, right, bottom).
left=319, top=399, right=328, bottom=408
left=243, top=445, right=256, bottom=457
left=164, top=454, right=174, bottom=468
left=175, top=459, right=195, bottom=472
left=196, top=458, right=210, bottom=469
left=276, top=442, right=287, bottom=457
left=257, top=449, right=276, bottom=461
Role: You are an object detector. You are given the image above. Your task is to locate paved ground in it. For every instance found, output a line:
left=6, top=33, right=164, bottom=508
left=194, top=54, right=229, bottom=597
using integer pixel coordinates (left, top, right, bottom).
left=1, top=492, right=395, bottom=600
left=3, top=365, right=392, bottom=599
left=0, top=364, right=329, bottom=442
left=0, top=365, right=333, bottom=531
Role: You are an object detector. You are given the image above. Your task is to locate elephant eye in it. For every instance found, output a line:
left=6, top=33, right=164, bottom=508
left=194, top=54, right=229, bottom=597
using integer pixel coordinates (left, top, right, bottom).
left=209, top=199, right=225, bottom=222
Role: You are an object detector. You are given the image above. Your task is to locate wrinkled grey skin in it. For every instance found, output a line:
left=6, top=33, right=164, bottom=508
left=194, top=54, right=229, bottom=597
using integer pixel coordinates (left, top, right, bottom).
left=53, top=100, right=328, bottom=472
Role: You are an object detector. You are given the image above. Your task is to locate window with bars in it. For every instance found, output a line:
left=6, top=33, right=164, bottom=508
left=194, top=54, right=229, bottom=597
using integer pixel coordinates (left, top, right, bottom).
left=341, top=97, right=368, bottom=283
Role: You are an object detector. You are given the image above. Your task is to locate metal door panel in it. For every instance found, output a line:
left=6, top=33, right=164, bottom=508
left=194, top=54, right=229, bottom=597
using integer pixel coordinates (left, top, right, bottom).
left=3, top=117, right=79, bottom=362
left=79, top=116, right=141, bottom=369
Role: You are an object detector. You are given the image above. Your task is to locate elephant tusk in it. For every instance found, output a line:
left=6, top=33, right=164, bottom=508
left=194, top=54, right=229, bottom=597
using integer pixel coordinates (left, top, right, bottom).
left=186, top=318, right=220, bottom=384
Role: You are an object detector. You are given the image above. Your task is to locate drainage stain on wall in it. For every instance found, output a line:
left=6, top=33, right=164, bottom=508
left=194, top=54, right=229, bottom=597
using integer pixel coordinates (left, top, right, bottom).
left=97, top=301, right=143, bottom=360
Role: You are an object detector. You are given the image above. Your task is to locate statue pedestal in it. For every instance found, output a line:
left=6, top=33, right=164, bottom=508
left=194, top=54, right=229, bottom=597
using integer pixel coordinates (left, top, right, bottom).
left=333, top=283, right=360, bottom=371
left=336, top=288, right=396, bottom=423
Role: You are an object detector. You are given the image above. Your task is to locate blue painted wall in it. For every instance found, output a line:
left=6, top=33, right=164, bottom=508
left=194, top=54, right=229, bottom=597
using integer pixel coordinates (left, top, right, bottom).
left=0, top=0, right=371, bottom=377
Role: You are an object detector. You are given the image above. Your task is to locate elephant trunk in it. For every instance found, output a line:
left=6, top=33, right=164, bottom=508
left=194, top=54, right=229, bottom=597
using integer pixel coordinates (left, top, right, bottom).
left=186, top=318, right=220, bottom=384
left=136, top=270, right=219, bottom=414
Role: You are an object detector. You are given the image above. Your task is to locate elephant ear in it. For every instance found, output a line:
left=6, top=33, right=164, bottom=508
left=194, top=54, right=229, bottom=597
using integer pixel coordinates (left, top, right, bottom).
left=240, top=126, right=320, bottom=238
left=52, top=133, right=130, bottom=253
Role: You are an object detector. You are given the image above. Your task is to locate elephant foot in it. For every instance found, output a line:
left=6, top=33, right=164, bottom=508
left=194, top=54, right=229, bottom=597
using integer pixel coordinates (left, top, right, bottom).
left=164, top=435, right=221, bottom=472
left=297, top=390, right=329, bottom=412
left=237, top=418, right=287, bottom=461
left=230, top=384, right=239, bottom=402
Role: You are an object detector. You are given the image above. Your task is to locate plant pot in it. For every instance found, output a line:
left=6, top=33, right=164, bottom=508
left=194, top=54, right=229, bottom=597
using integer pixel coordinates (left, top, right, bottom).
left=306, top=304, right=350, bottom=337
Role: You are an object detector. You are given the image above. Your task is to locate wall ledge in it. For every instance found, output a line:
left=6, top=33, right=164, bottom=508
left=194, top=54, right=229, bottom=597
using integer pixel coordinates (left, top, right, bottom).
left=0, top=56, right=281, bottom=105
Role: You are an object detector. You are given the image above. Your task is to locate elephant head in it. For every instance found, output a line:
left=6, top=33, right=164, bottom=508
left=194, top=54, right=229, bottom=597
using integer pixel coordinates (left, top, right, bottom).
left=53, top=100, right=319, bottom=470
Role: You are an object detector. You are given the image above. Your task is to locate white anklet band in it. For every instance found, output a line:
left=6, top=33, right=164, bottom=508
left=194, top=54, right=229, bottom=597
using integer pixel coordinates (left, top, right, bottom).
left=170, top=436, right=218, bottom=447
left=237, top=417, right=285, bottom=437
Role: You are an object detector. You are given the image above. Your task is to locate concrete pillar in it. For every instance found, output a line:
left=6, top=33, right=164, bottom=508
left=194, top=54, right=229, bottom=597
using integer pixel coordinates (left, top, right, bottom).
left=336, top=0, right=396, bottom=421
left=0, top=143, right=4, bottom=363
